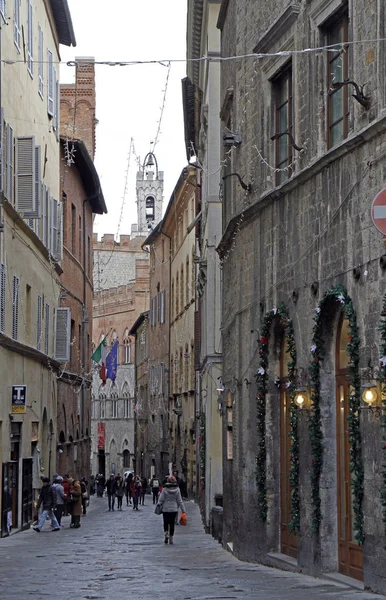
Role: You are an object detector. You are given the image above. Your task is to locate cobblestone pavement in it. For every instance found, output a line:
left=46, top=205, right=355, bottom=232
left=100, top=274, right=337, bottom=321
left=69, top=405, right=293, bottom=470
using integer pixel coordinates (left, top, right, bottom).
left=0, top=497, right=385, bottom=600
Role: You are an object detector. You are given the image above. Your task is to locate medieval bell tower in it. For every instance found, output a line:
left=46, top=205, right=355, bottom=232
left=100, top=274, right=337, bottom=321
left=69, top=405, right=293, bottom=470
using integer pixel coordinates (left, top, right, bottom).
left=134, top=152, right=164, bottom=235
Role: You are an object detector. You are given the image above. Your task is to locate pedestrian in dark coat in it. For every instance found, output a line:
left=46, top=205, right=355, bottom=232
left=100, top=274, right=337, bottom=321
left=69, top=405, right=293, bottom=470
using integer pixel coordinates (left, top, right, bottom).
left=81, top=477, right=88, bottom=515
left=125, top=473, right=133, bottom=506
left=106, top=474, right=117, bottom=511
left=90, top=475, right=95, bottom=496
left=132, top=476, right=142, bottom=511
left=96, top=474, right=106, bottom=497
left=150, top=475, right=160, bottom=504
left=115, top=477, right=124, bottom=510
left=70, top=481, right=82, bottom=528
left=33, top=477, right=60, bottom=532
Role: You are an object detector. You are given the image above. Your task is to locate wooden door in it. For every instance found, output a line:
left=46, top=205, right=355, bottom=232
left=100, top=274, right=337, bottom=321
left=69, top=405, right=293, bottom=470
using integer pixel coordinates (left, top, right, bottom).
left=280, top=338, right=298, bottom=558
left=336, top=317, right=363, bottom=580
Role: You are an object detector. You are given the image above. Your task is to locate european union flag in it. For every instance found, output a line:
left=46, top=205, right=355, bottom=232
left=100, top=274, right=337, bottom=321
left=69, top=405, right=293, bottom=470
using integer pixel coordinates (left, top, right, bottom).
left=106, top=340, right=118, bottom=382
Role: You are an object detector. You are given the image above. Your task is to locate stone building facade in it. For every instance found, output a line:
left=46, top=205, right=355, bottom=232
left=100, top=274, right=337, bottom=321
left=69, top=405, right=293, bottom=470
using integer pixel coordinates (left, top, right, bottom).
left=91, top=234, right=150, bottom=477
left=142, top=223, right=171, bottom=481
left=216, top=0, right=386, bottom=593
left=0, top=0, right=75, bottom=536
left=57, top=58, right=106, bottom=481
left=184, top=0, right=223, bottom=528
left=164, top=167, right=197, bottom=496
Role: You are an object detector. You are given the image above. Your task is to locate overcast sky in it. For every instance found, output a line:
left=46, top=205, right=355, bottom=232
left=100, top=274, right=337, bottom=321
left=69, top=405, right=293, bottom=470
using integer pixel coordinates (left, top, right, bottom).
left=60, top=0, right=188, bottom=239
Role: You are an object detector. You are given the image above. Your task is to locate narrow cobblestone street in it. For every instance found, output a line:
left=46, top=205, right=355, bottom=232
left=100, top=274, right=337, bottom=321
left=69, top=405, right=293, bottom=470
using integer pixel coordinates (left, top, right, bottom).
left=0, top=496, right=384, bottom=600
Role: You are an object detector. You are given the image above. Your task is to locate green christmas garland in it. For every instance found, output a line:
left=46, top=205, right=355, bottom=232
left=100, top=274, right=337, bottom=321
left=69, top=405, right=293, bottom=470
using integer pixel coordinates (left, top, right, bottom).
left=256, top=303, right=300, bottom=532
left=378, top=294, right=386, bottom=546
left=309, top=284, right=364, bottom=544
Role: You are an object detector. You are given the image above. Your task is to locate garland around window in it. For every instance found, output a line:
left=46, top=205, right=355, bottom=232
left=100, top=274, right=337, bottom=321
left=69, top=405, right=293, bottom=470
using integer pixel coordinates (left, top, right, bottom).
left=309, top=284, right=364, bottom=544
left=256, top=303, right=300, bottom=533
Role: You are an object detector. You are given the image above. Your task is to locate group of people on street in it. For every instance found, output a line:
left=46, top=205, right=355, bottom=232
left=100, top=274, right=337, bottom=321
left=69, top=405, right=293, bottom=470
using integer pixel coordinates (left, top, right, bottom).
left=94, top=473, right=148, bottom=511
left=33, top=473, right=89, bottom=532
left=32, top=469, right=188, bottom=545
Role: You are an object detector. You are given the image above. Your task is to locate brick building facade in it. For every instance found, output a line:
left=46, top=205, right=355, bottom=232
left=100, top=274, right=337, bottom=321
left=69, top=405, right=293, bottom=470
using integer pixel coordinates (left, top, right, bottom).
left=57, top=58, right=106, bottom=481
left=91, top=234, right=150, bottom=477
left=216, top=0, right=386, bottom=593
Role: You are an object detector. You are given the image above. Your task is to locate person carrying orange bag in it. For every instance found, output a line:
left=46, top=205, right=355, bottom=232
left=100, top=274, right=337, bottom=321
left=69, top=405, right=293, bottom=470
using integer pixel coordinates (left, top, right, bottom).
left=179, top=511, right=187, bottom=526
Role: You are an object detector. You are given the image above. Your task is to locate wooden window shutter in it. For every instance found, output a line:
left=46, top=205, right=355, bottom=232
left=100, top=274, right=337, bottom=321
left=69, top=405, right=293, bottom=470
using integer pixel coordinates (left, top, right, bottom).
left=54, top=307, right=70, bottom=362
left=6, top=124, right=13, bottom=202
left=36, top=294, right=42, bottom=350
left=44, top=302, right=50, bottom=354
left=14, top=0, right=21, bottom=51
left=51, top=197, right=58, bottom=258
left=0, top=262, right=5, bottom=333
left=23, top=144, right=40, bottom=219
left=16, top=136, right=35, bottom=214
left=57, top=201, right=63, bottom=261
left=38, top=25, right=43, bottom=97
left=41, top=183, right=46, bottom=245
left=47, top=50, right=54, bottom=117
left=12, top=274, right=19, bottom=340
left=27, top=0, right=33, bottom=75
left=46, top=189, right=51, bottom=251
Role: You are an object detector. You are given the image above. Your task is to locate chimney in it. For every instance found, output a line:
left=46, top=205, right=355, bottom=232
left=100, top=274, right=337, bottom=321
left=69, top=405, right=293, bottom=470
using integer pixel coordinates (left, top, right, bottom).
left=60, top=57, right=96, bottom=160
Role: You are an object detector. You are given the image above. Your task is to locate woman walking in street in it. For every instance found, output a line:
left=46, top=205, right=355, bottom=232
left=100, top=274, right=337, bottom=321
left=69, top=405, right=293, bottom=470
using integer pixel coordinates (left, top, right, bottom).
left=70, top=480, right=82, bottom=528
left=157, top=475, right=185, bottom=545
left=132, top=475, right=142, bottom=510
left=115, top=476, right=124, bottom=510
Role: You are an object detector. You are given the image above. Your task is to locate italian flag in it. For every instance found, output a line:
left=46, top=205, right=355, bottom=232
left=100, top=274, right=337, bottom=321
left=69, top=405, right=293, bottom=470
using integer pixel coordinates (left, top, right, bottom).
left=91, top=338, right=108, bottom=384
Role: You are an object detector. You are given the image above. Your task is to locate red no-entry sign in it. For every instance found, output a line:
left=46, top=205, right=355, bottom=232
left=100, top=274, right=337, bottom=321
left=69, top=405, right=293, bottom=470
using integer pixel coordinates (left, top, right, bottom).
left=372, top=189, right=386, bottom=234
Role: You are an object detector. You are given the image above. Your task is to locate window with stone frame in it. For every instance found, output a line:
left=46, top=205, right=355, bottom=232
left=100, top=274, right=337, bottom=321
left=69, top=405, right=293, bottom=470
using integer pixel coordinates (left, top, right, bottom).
left=186, top=255, right=190, bottom=305
left=192, top=248, right=195, bottom=296
left=325, top=12, right=349, bottom=148
left=273, top=62, right=293, bottom=185
left=123, top=330, right=131, bottom=364
left=111, top=392, right=118, bottom=419
left=180, top=265, right=184, bottom=310
left=176, top=272, right=179, bottom=316
left=123, top=449, right=130, bottom=468
left=99, top=394, right=106, bottom=419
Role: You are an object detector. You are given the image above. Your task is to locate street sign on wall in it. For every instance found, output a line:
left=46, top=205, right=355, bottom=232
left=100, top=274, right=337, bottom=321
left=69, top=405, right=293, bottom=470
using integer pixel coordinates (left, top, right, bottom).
left=371, top=189, right=386, bottom=234
left=11, top=386, right=26, bottom=413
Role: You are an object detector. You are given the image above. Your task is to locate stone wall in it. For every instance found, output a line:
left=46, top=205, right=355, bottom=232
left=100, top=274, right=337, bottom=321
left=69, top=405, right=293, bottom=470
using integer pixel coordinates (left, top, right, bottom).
left=219, top=0, right=386, bottom=593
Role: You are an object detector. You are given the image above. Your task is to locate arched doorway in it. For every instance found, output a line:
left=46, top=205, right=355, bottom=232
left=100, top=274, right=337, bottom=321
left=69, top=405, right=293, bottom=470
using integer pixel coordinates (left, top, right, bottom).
left=336, top=315, right=363, bottom=580
left=280, top=336, right=297, bottom=558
